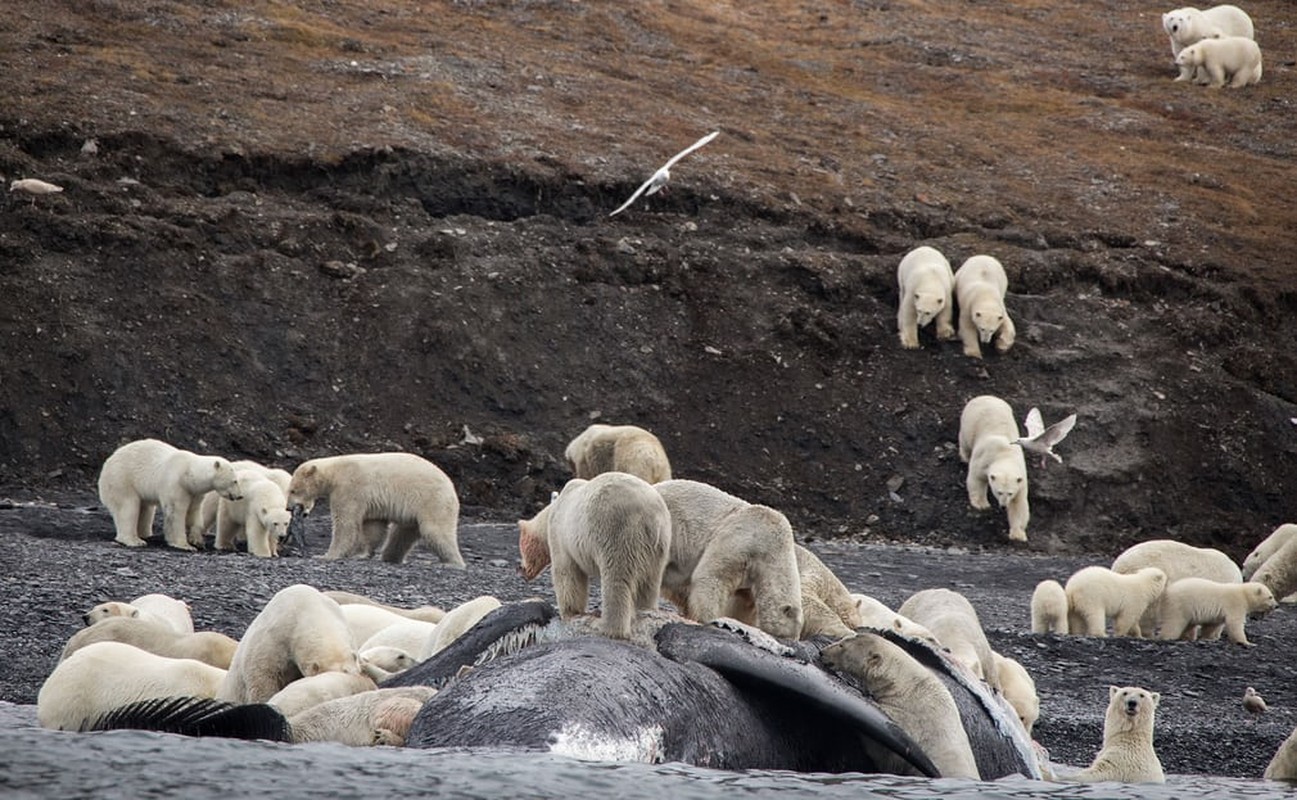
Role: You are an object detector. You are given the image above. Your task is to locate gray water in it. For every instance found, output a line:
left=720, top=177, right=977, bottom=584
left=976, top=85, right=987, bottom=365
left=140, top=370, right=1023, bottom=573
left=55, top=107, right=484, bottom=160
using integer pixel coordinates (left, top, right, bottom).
left=0, top=704, right=1286, bottom=800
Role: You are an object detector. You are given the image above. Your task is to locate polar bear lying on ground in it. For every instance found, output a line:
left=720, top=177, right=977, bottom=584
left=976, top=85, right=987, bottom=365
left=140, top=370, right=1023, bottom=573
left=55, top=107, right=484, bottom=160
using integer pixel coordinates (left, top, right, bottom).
left=1158, top=578, right=1276, bottom=645
left=895, top=245, right=955, bottom=349
left=61, top=617, right=237, bottom=669
left=1062, top=685, right=1165, bottom=783
left=1162, top=5, right=1254, bottom=81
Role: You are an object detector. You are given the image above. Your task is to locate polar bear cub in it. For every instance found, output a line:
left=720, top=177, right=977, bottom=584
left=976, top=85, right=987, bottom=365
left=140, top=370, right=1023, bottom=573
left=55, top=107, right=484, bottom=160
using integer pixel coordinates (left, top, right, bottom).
left=1112, top=538, right=1240, bottom=638
left=954, top=255, right=1015, bottom=359
left=959, top=395, right=1030, bottom=542
left=1158, top=578, right=1276, bottom=646
left=993, top=652, right=1040, bottom=735
left=565, top=424, right=673, bottom=484
left=1163, top=5, right=1254, bottom=81
left=1176, top=37, right=1262, bottom=88
left=822, top=631, right=980, bottom=779
left=518, top=472, right=672, bottom=639
left=1030, top=579, right=1069, bottom=634
left=1063, top=686, right=1165, bottom=784
left=895, top=245, right=956, bottom=349
left=286, top=452, right=462, bottom=567
left=214, top=473, right=293, bottom=558
left=98, top=438, right=243, bottom=551
left=1065, top=566, right=1168, bottom=637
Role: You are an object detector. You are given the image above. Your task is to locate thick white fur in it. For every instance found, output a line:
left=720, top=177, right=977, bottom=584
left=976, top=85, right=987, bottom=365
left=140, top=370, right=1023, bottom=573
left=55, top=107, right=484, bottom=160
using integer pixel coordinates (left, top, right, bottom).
left=82, top=601, right=171, bottom=631
left=993, top=652, right=1040, bottom=735
left=341, top=604, right=422, bottom=647
left=792, top=546, right=863, bottom=639
left=98, top=438, right=242, bottom=550
left=1112, top=538, right=1240, bottom=637
left=653, top=479, right=803, bottom=640
left=517, top=472, right=671, bottom=639
left=219, top=584, right=360, bottom=703
left=1030, top=579, right=1069, bottom=634
left=897, top=588, right=999, bottom=690
left=60, top=617, right=237, bottom=669
left=564, top=424, right=672, bottom=484
left=38, top=641, right=226, bottom=731
left=822, top=632, right=980, bottom=779
left=420, top=596, right=502, bottom=658
left=1176, top=37, right=1262, bottom=88
left=267, top=671, right=378, bottom=717
left=129, top=593, right=194, bottom=634
left=193, top=459, right=291, bottom=541
left=954, top=255, right=1015, bottom=358
left=895, top=245, right=955, bottom=349
left=289, top=687, right=438, bottom=746
left=1243, top=524, right=1297, bottom=580
left=850, top=593, right=938, bottom=643
left=1158, top=578, right=1276, bottom=645
left=1065, top=566, right=1167, bottom=637
left=324, top=590, right=446, bottom=623
left=1265, top=725, right=1297, bottom=780
left=359, top=646, right=418, bottom=682
left=359, top=619, right=439, bottom=656
left=1063, top=686, right=1164, bottom=783
left=959, top=395, right=1029, bottom=542
left=286, top=452, right=462, bottom=566
left=213, top=472, right=292, bottom=557
left=1163, top=5, right=1255, bottom=81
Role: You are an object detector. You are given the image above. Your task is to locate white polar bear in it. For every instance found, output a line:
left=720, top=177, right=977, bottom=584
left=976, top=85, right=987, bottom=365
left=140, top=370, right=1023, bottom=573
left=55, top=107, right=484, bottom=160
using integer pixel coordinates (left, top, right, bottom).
left=792, top=545, right=863, bottom=639
left=359, top=646, right=418, bottom=682
left=895, top=245, right=956, bottom=349
left=953, top=255, right=1015, bottom=359
left=518, top=472, right=671, bottom=639
left=1112, top=538, right=1241, bottom=637
left=289, top=686, right=438, bottom=746
left=1163, top=5, right=1255, bottom=81
left=82, top=601, right=174, bottom=631
left=1252, top=533, right=1297, bottom=606
left=1243, top=524, right=1297, bottom=580
left=1158, top=578, right=1276, bottom=645
left=1064, top=566, right=1168, bottom=637
left=1030, top=579, right=1069, bottom=634
left=60, top=617, right=238, bottom=669
left=420, top=595, right=502, bottom=658
left=653, top=479, right=804, bottom=640
left=286, top=452, right=462, bottom=567
left=822, top=631, right=980, bottom=779
left=993, top=652, right=1040, bottom=735
left=129, top=593, right=194, bottom=634
left=1265, top=725, right=1297, bottom=780
left=1176, top=37, right=1262, bottom=88
left=267, top=671, right=378, bottom=717
left=193, top=459, right=292, bottom=542
left=38, top=641, right=226, bottom=731
left=97, top=438, right=243, bottom=550
left=219, top=584, right=361, bottom=704
left=850, top=594, right=939, bottom=643
left=897, top=588, right=999, bottom=690
left=340, top=603, right=427, bottom=649
left=564, top=424, right=673, bottom=484
left=324, top=590, right=446, bottom=623
left=359, top=619, right=440, bottom=656
left=213, top=473, right=293, bottom=558
left=1063, top=685, right=1165, bottom=784
left=959, top=395, right=1030, bottom=542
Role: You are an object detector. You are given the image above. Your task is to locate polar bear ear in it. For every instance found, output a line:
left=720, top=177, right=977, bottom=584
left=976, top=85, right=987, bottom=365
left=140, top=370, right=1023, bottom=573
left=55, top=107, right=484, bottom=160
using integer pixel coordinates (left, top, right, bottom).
left=129, top=608, right=140, bottom=619
left=1149, top=691, right=1161, bottom=706
left=1109, top=685, right=1121, bottom=699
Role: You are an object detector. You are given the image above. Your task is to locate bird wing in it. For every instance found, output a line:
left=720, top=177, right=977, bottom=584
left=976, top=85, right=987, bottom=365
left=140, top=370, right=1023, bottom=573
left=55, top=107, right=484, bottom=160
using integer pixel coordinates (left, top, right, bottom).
left=1024, top=407, right=1044, bottom=438
left=661, top=130, right=720, bottom=170
left=608, top=172, right=661, bottom=217
left=1037, top=414, right=1077, bottom=448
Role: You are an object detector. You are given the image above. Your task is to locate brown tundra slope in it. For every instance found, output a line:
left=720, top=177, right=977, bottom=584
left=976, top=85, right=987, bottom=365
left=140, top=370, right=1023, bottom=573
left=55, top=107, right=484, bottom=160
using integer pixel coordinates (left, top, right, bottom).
left=0, top=0, right=1295, bottom=559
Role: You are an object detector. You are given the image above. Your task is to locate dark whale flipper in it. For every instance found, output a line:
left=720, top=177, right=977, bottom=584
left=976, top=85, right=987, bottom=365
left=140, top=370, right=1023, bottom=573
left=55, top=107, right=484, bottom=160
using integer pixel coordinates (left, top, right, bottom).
left=85, top=696, right=292, bottom=742
left=380, top=599, right=557, bottom=689
left=654, top=622, right=939, bottom=779
left=880, top=629, right=1040, bottom=780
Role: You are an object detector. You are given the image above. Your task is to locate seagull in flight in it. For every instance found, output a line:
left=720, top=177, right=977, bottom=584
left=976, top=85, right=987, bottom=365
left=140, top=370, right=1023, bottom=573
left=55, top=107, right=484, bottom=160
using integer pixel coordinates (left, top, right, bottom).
left=609, top=130, right=720, bottom=217
left=1015, top=407, right=1077, bottom=468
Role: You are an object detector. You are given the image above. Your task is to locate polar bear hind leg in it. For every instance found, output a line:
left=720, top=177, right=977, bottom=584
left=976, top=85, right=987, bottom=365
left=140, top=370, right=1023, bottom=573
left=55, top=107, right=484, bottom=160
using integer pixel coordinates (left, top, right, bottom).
left=109, top=494, right=148, bottom=547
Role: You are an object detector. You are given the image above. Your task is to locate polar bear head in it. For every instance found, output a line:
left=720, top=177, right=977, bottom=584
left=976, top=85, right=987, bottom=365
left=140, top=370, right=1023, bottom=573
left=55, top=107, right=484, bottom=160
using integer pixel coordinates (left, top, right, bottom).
left=203, top=458, right=243, bottom=501
left=912, top=289, right=947, bottom=327
left=1163, top=8, right=1212, bottom=46
left=286, top=463, right=326, bottom=514
left=261, top=505, right=293, bottom=545
left=1105, top=685, right=1160, bottom=738
left=1243, top=582, right=1279, bottom=617
left=970, top=298, right=1007, bottom=344
left=82, top=601, right=139, bottom=627
left=986, top=462, right=1025, bottom=508
left=517, top=506, right=554, bottom=581
left=1175, top=42, right=1207, bottom=69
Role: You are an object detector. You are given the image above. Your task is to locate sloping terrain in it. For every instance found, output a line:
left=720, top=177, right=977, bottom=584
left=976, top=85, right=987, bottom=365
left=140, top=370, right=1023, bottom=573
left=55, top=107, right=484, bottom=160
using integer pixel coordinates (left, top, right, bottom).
left=1, top=0, right=1295, bottom=557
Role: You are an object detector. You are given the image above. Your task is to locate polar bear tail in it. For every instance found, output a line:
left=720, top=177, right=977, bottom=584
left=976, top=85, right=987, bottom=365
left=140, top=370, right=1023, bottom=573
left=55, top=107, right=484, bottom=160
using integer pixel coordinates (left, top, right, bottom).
left=86, top=695, right=292, bottom=742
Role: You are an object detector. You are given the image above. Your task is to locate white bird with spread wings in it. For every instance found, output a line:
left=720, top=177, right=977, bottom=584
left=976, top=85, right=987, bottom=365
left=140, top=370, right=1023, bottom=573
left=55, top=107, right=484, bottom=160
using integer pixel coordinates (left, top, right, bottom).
left=1016, top=408, right=1077, bottom=467
left=608, top=130, right=720, bottom=217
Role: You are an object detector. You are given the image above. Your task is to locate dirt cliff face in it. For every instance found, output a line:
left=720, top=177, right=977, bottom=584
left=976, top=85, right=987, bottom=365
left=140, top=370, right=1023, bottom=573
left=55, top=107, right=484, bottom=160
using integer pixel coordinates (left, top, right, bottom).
left=1, top=0, right=1294, bottom=558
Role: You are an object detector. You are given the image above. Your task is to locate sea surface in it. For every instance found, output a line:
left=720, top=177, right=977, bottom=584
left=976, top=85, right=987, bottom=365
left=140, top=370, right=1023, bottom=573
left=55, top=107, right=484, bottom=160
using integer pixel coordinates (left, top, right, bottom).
left=0, top=703, right=1287, bottom=800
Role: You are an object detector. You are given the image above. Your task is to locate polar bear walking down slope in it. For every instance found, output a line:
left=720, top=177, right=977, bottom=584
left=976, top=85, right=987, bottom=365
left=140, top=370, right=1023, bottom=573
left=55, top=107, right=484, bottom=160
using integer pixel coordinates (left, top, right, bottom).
left=1063, top=685, right=1165, bottom=784
left=98, top=438, right=243, bottom=551
left=895, top=245, right=956, bottom=349
left=959, top=395, right=1030, bottom=542
left=953, top=255, right=1015, bottom=359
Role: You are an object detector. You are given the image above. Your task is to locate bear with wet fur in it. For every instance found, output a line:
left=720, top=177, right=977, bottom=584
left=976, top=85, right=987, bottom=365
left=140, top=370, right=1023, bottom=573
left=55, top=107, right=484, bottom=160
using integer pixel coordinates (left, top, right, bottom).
left=895, top=245, right=956, bottom=349
left=517, top=472, right=671, bottom=639
left=564, top=423, right=673, bottom=484
left=959, top=395, right=1030, bottom=542
left=98, top=438, right=243, bottom=550
left=954, top=255, right=1015, bottom=359
left=653, top=479, right=803, bottom=640
left=1063, top=685, right=1164, bottom=783
left=286, top=452, right=462, bottom=567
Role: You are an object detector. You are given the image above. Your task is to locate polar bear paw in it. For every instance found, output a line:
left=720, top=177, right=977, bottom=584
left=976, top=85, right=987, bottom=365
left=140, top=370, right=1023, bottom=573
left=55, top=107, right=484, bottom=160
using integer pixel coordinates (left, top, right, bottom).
left=1009, top=528, right=1028, bottom=543
left=114, top=536, right=148, bottom=548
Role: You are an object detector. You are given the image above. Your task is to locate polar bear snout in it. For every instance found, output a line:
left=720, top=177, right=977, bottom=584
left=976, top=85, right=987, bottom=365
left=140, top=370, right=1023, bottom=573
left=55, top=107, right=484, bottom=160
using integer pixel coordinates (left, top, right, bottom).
left=1124, top=697, right=1142, bottom=716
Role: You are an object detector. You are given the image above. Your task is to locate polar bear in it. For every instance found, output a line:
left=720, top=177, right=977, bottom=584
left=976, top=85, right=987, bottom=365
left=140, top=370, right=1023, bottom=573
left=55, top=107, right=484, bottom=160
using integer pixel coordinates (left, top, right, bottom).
left=895, top=245, right=956, bottom=349
left=267, top=671, right=378, bottom=717
left=564, top=424, right=673, bottom=484
left=1244, top=524, right=1297, bottom=580
left=60, top=617, right=238, bottom=669
left=286, top=452, right=462, bottom=567
left=822, top=631, right=980, bottom=779
left=359, top=646, right=418, bottom=682
left=324, top=590, right=446, bottom=623
left=359, top=619, right=439, bottom=656
left=1176, top=37, right=1262, bottom=88
left=792, top=546, right=863, bottom=639
left=897, top=588, right=999, bottom=689
left=959, top=395, right=1030, bottom=542
left=1163, top=5, right=1255, bottom=80
left=653, top=479, right=803, bottom=640
left=850, top=594, right=939, bottom=644
left=518, top=472, right=671, bottom=639
left=38, top=641, right=228, bottom=731
left=340, top=603, right=426, bottom=648
left=193, top=459, right=292, bottom=542
left=1112, top=538, right=1241, bottom=637
left=420, top=595, right=502, bottom=658
left=1064, top=566, right=1167, bottom=637
left=213, top=473, right=293, bottom=558
left=289, top=686, right=438, bottom=746
left=953, top=255, right=1015, bottom=359
left=1265, top=725, right=1297, bottom=780
left=1030, top=579, right=1069, bottom=634
left=1063, top=685, right=1165, bottom=783
left=1158, top=578, right=1276, bottom=645
left=98, top=438, right=243, bottom=550
left=129, top=593, right=194, bottom=634
left=993, top=652, right=1040, bottom=735
left=82, top=601, right=169, bottom=630
left=219, top=584, right=361, bottom=703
